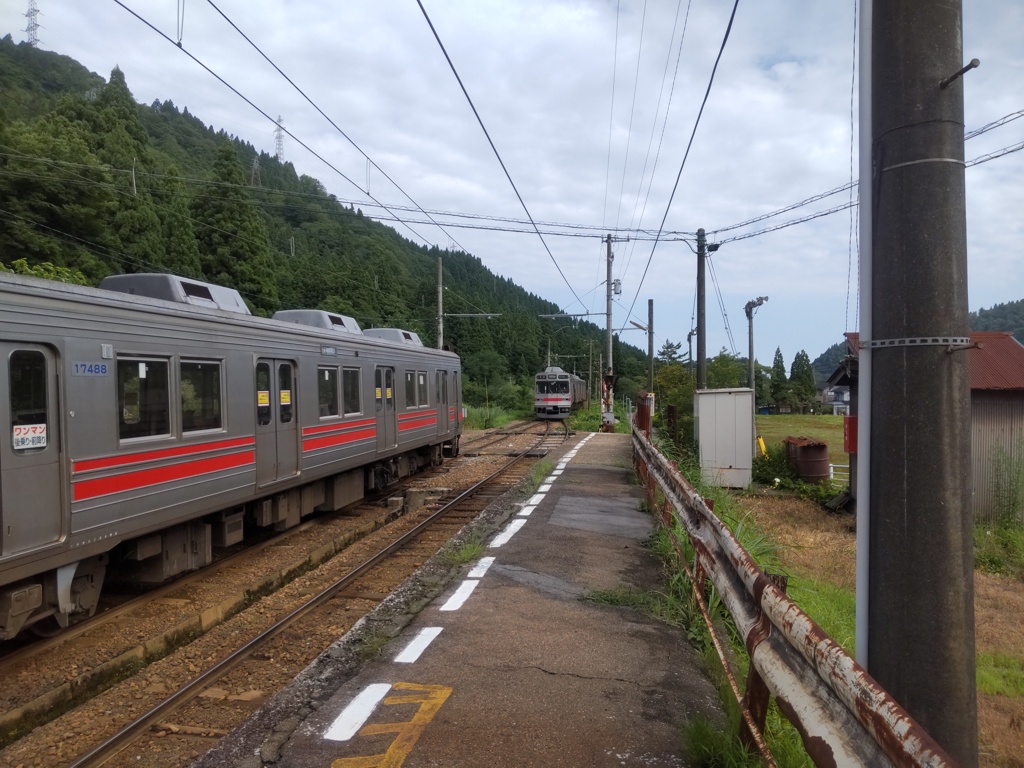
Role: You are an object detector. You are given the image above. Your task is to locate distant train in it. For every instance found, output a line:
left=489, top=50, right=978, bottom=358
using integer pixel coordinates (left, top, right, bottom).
left=533, top=366, right=588, bottom=419
left=0, top=272, right=462, bottom=639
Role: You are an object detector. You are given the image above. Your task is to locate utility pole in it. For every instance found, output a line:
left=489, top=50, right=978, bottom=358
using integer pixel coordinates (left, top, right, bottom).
left=647, top=299, right=654, bottom=392
left=437, top=256, right=443, bottom=350
left=745, top=296, right=768, bottom=458
left=869, top=2, right=977, bottom=763
left=696, top=229, right=707, bottom=390
left=603, top=234, right=615, bottom=431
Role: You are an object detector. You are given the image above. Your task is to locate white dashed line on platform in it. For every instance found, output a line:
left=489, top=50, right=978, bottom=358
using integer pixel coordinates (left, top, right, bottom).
left=395, top=627, right=444, bottom=663
left=440, top=580, right=480, bottom=611
left=490, top=518, right=527, bottom=548
left=467, top=557, right=496, bottom=578
left=324, top=683, right=391, bottom=741
left=518, top=504, right=537, bottom=517
left=527, top=493, right=545, bottom=506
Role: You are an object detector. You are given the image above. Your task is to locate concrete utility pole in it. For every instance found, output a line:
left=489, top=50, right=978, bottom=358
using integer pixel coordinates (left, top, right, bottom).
left=437, top=256, right=443, bottom=350
left=869, top=2, right=977, bottom=763
left=696, top=229, right=707, bottom=390
left=744, top=297, right=768, bottom=391
left=745, top=296, right=767, bottom=457
left=648, top=299, right=654, bottom=392
left=603, top=234, right=615, bottom=431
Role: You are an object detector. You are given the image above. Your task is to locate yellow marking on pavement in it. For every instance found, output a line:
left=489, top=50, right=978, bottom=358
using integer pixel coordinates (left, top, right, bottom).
left=331, top=682, right=452, bottom=768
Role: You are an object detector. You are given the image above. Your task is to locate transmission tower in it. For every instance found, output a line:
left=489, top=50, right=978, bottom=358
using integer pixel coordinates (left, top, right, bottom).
left=24, top=0, right=40, bottom=47
left=274, top=116, right=285, bottom=163
left=250, top=156, right=261, bottom=186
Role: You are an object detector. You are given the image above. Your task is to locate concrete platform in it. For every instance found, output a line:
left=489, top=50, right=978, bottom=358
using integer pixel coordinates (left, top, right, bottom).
left=198, top=432, right=724, bottom=768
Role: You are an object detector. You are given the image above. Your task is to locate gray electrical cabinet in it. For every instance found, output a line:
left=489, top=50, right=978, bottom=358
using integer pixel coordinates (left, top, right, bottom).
left=695, top=388, right=753, bottom=488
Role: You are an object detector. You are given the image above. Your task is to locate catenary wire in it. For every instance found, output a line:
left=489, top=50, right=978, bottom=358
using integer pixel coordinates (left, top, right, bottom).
left=621, top=0, right=739, bottom=334
left=203, top=0, right=470, bottom=255
left=619, top=0, right=692, bottom=282
left=415, top=0, right=585, bottom=311
left=612, top=0, right=648, bottom=232
left=110, top=0, right=436, bottom=249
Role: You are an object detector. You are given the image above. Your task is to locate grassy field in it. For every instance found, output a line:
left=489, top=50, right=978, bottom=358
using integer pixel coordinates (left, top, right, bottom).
left=755, top=413, right=849, bottom=467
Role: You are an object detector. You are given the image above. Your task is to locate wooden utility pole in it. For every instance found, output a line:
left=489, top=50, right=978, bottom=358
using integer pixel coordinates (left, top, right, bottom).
left=869, top=2, right=977, bottom=763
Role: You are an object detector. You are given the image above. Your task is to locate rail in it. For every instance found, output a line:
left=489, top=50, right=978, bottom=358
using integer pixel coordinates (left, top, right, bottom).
left=631, top=425, right=956, bottom=767
left=66, top=433, right=547, bottom=768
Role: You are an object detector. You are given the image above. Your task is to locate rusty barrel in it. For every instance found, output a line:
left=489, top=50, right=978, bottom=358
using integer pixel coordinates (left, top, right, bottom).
left=782, top=436, right=830, bottom=485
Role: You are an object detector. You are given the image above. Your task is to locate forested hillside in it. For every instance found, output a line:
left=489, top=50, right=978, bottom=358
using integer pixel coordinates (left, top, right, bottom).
left=970, top=299, right=1024, bottom=343
left=0, top=36, right=648, bottom=407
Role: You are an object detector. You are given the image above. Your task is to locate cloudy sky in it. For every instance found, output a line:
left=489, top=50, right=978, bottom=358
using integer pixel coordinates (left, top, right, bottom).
left=2, top=1, right=1021, bottom=367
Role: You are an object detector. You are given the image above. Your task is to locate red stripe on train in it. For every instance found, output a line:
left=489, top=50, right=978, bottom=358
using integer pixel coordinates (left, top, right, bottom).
left=303, top=427, right=377, bottom=451
left=302, top=418, right=376, bottom=436
left=399, top=417, right=437, bottom=431
left=73, top=450, right=255, bottom=502
left=72, top=436, right=255, bottom=474
left=398, top=409, right=437, bottom=421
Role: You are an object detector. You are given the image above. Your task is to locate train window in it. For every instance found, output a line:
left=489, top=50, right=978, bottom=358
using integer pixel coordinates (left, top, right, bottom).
left=318, top=367, right=339, bottom=418
left=180, top=361, right=222, bottom=432
left=256, top=362, right=271, bottom=426
left=417, top=371, right=428, bottom=407
left=342, top=368, right=361, bottom=415
left=374, top=368, right=383, bottom=412
left=118, top=358, right=170, bottom=440
left=10, top=350, right=47, bottom=451
left=405, top=371, right=416, bottom=408
left=278, top=364, right=293, bottom=424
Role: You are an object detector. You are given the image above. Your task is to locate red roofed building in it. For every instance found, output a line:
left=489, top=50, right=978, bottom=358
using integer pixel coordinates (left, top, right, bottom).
left=826, top=331, right=1024, bottom=522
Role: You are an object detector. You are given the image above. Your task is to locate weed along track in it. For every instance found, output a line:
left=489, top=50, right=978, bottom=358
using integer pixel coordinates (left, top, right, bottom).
left=0, top=428, right=551, bottom=768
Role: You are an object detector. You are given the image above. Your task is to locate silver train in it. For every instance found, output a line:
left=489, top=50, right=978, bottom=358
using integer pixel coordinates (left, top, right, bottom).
left=533, top=366, right=588, bottom=419
left=0, top=272, right=462, bottom=639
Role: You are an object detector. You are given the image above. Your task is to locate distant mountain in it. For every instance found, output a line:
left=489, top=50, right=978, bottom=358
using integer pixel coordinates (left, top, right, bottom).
left=0, top=37, right=648, bottom=402
left=970, top=299, right=1024, bottom=344
left=811, top=341, right=847, bottom=387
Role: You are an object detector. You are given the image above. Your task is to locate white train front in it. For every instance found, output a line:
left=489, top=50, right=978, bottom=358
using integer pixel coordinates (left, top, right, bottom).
left=533, top=366, right=587, bottom=419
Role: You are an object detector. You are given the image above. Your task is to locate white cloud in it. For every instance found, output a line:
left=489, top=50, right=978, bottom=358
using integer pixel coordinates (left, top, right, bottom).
left=1, top=0, right=1020, bottom=365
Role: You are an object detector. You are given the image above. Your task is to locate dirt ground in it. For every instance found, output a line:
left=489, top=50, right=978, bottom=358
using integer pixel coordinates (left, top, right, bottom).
left=738, top=492, right=1024, bottom=767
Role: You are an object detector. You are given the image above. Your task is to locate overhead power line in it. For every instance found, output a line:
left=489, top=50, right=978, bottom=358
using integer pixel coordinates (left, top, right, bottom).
left=203, top=0, right=470, bottom=254
left=111, top=0, right=435, bottom=249
left=415, top=0, right=585, bottom=311
left=622, top=0, right=739, bottom=329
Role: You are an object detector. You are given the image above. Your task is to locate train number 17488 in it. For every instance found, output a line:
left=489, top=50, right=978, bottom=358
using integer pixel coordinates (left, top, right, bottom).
left=72, top=362, right=109, bottom=376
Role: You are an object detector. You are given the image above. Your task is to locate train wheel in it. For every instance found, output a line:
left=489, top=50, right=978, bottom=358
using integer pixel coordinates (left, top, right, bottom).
left=30, top=614, right=67, bottom=638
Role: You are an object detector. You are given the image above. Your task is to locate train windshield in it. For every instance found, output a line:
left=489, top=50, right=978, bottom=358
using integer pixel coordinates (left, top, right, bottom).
left=536, top=380, right=569, bottom=394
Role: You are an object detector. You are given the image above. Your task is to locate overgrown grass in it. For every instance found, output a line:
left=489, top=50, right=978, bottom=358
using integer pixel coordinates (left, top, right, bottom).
left=527, top=458, right=555, bottom=492
left=439, top=537, right=486, bottom=568
left=355, top=628, right=392, bottom=660
left=566, top=402, right=631, bottom=434
left=462, top=405, right=529, bottom=430
left=755, top=414, right=848, bottom=467
left=974, top=525, right=1024, bottom=580
left=977, top=653, right=1024, bottom=696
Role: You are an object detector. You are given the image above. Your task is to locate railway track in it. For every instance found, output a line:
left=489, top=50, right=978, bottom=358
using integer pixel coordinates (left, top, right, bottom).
left=0, top=425, right=562, bottom=768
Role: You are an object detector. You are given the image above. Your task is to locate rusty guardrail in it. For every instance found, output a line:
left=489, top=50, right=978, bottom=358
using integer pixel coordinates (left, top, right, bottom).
left=631, top=420, right=957, bottom=767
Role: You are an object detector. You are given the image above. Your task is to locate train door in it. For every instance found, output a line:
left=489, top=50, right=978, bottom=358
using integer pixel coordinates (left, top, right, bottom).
left=0, top=344, right=63, bottom=556
left=436, top=370, right=450, bottom=436
left=255, top=359, right=299, bottom=488
left=375, top=366, right=397, bottom=451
